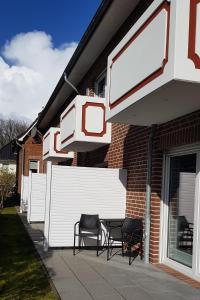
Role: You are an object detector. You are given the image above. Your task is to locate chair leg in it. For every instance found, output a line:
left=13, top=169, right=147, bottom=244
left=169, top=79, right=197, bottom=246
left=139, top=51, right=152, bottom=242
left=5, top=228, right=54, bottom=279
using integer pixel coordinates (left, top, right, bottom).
left=97, top=235, right=99, bottom=257
left=128, top=245, right=131, bottom=265
left=122, top=241, right=124, bottom=257
left=107, top=238, right=110, bottom=261
left=129, top=254, right=131, bottom=266
left=78, top=235, right=81, bottom=252
left=140, top=239, right=143, bottom=260
left=73, top=234, right=76, bottom=256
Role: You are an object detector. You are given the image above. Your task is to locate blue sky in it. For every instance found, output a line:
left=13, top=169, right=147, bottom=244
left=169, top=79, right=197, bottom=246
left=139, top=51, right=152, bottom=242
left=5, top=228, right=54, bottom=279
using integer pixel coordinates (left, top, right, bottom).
left=0, top=0, right=101, bottom=48
left=0, top=0, right=101, bottom=121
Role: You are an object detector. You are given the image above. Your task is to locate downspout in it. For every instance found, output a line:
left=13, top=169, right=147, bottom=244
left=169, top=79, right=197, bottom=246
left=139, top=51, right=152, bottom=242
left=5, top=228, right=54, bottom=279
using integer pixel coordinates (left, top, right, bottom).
left=63, top=72, right=79, bottom=95
left=144, top=124, right=157, bottom=264
left=16, top=141, right=24, bottom=180
left=16, top=140, right=25, bottom=213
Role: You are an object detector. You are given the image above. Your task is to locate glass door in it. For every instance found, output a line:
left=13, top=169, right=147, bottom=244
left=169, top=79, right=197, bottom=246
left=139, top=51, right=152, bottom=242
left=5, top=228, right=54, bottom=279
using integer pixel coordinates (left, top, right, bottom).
left=167, top=154, right=196, bottom=268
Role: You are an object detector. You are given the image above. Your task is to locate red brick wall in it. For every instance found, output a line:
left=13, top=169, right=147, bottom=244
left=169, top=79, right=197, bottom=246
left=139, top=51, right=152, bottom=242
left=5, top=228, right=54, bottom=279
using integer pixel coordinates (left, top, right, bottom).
left=75, top=110, right=200, bottom=263
left=17, top=136, right=45, bottom=194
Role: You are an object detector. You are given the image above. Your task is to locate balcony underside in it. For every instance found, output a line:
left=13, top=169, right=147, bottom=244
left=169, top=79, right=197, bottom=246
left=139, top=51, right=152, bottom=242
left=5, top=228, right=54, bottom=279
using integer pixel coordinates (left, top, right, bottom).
left=108, top=80, right=200, bottom=126
left=63, top=140, right=109, bottom=152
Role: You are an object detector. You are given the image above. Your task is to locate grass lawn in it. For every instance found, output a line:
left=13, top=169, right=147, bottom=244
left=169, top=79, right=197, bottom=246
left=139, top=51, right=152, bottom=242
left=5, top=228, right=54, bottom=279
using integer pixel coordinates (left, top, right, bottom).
left=0, top=207, right=56, bottom=300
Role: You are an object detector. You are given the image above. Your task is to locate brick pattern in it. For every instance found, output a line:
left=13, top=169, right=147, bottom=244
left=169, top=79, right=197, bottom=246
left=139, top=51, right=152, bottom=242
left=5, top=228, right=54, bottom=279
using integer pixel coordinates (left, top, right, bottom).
left=74, top=109, right=200, bottom=264
left=17, top=136, right=45, bottom=193
left=159, top=110, right=200, bottom=149
left=157, top=264, right=200, bottom=289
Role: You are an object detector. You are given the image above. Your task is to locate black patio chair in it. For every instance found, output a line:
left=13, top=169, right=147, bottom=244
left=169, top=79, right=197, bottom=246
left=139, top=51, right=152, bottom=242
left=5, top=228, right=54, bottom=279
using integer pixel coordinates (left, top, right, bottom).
left=107, top=217, right=143, bottom=265
left=177, top=216, right=193, bottom=251
left=73, top=214, right=101, bottom=256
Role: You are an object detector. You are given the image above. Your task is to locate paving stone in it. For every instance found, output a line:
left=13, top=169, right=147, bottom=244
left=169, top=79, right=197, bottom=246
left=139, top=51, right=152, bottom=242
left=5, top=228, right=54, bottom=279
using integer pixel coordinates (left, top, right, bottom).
left=137, top=278, right=175, bottom=293
left=171, top=284, right=200, bottom=298
left=83, top=281, right=118, bottom=298
left=117, top=285, right=155, bottom=300
left=94, top=293, right=125, bottom=300
left=58, top=288, right=93, bottom=300
left=151, top=292, right=186, bottom=300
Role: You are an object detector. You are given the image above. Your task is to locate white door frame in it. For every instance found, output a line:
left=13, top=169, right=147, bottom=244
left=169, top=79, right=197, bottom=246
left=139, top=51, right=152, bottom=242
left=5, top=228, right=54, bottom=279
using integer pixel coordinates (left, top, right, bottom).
left=160, top=143, right=200, bottom=281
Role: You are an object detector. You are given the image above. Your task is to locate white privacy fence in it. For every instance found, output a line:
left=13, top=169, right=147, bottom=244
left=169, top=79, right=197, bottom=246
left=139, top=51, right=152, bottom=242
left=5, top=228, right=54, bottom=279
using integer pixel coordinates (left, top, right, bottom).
left=44, top=164, right=127, bottom=249
left=20, top=175, right=29, bottom=213
left=27, top=172, right=46, bottom=223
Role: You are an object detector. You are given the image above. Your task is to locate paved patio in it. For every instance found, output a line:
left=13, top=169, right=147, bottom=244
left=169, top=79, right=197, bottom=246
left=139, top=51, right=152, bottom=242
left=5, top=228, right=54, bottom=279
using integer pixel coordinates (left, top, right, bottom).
left=20, top=215, right=200, bottom=300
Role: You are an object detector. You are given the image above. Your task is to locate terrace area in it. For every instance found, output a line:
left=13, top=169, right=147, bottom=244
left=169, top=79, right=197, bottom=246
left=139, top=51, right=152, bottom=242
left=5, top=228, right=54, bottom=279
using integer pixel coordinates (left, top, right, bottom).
left=20, top=213, right=200, bottom=300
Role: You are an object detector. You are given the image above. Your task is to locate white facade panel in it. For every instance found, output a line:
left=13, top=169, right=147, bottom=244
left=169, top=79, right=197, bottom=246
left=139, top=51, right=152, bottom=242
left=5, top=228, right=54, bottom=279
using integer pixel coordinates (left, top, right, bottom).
left=44, top=165, right=127, bottom=248
left=20, top=175, right=29, bottom=212
left=106, top=0, right=200, bottom=126
left=43, top=127, right=73, bottom=161
left=27, top=173, right=46, bottom=223
left=109, top=9, right=168, bottom=105
left=60, top=96, right=111, bottom=152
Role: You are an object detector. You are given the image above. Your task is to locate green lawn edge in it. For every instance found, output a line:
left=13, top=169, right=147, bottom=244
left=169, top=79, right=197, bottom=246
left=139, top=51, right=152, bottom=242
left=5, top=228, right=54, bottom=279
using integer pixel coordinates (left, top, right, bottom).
left=0, top=207, right=57, bottom=300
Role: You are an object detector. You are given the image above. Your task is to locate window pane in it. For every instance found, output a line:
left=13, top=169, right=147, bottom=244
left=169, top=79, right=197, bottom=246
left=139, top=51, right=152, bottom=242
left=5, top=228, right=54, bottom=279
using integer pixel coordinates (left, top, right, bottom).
left=29, top=160, right=38, bottom=173
left=167, top=154, right=196, bottom=268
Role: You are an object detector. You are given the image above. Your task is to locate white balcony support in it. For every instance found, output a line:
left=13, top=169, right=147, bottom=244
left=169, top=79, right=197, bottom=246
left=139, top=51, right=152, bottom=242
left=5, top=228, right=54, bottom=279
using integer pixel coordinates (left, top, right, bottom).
left=106, top=0, right=200, bottom=126
left=60, top=96, right=111, bottom=152
left=43, top=127, right=74, bottom=161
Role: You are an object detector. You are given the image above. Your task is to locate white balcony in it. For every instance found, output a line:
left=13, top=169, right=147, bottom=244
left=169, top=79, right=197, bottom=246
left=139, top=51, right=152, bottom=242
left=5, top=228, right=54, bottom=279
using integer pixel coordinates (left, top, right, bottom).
left=60, top=96, right=111, bottom=152
left=106, top=0, right=200, bottom=126
left=43, top=127, right=74, bottom=161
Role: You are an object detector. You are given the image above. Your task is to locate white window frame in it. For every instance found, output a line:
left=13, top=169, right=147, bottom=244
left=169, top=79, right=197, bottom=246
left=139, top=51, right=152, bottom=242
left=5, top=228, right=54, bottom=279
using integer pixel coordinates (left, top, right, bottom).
left=160, top=143, right=200, bottom=281
left=29, top=159, right=39, bottom=173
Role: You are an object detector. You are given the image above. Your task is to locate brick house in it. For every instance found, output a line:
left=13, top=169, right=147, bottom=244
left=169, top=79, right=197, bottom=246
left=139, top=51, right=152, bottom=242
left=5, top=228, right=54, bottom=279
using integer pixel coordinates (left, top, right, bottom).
left=16, top=119, right=45, bottom=194
left=18, top=0, right=200, bottom=281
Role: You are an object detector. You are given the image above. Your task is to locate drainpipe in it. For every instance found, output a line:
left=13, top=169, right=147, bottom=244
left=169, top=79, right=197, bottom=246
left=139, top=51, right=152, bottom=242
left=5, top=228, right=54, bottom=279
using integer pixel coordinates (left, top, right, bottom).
left=144, top=124, right=157, bottom=264
left=16, top=141, right=24, bottom=179
left=63, top=72, right=79, bottom=95
left=16, top=140, right=25, bottom=213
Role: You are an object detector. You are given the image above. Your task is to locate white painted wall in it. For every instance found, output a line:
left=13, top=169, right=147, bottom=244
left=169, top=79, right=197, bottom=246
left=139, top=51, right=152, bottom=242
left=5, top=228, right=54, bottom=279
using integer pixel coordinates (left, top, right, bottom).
left=44, top=165, right=127, bottom=249
left=20, top=175, right=29, bottom=213
left=27, top=172, right=46, bottom=223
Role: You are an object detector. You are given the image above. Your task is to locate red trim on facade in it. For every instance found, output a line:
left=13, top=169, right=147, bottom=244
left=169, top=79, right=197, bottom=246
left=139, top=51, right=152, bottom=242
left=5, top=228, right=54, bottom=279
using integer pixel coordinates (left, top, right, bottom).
left=109, top=0, right=170, bottom=109
left=44, top=132, right=50, bottom=140
left=61, top=104, right=75, bottom=120
left=82, top=102, right=107, bottom=137
left=54, top=131, right=68, bottom=154
left=188, top=0, right=200, bottom=69
left=61, top=132, right=75, bottom=144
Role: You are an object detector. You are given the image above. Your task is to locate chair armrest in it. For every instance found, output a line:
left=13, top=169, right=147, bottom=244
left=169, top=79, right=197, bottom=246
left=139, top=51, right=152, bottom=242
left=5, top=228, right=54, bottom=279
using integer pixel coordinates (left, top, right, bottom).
left=74, top=221, right=80, bottom=235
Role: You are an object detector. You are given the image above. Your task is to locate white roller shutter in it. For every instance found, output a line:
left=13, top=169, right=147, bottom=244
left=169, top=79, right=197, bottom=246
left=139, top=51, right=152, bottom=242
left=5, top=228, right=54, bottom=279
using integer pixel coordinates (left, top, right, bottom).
left=44, top=165, right=127, bottom=248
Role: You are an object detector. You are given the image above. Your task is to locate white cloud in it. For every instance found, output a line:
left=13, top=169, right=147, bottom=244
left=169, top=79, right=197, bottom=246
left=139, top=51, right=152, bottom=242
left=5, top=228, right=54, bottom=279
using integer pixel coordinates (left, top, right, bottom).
left=0, top=31, right=77, bottom=121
